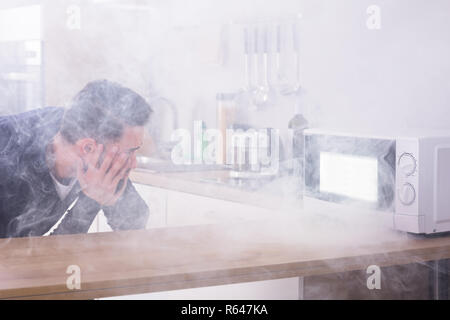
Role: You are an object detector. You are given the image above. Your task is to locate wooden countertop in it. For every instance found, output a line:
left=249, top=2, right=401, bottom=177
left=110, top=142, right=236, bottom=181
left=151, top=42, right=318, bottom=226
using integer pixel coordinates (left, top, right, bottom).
left=1, top=218, right=450, bottom=300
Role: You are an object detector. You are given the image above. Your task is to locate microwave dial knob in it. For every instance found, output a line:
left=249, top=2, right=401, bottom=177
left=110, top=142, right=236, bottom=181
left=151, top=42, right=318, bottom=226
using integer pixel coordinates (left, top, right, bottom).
left=399, top=183, right=416, bottom=206
left=398, top=153, right=417, bottom=176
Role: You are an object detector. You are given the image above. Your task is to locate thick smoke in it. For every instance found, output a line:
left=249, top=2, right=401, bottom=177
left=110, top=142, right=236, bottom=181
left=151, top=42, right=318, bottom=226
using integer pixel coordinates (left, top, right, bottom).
left=1, top=0, right=449, bottom=300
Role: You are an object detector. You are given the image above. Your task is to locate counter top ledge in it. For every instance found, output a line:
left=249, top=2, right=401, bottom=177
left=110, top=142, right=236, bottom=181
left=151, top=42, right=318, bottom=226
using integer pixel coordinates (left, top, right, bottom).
left=1, top=219, right=450, bottom=300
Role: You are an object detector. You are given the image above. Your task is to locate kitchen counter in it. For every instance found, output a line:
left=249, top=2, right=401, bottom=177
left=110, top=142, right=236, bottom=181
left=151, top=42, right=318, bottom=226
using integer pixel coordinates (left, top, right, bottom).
left=1, top=218, right=450, bottom=300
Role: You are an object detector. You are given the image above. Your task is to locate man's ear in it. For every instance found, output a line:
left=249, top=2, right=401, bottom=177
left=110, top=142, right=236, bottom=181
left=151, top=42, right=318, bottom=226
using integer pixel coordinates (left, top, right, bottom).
left=75, top=138, right=97, bottom=156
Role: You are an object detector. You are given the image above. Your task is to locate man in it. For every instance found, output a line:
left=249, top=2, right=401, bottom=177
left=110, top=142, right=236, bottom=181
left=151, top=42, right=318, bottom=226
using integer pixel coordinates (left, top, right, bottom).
left=0, top=79, right=152, bottom=238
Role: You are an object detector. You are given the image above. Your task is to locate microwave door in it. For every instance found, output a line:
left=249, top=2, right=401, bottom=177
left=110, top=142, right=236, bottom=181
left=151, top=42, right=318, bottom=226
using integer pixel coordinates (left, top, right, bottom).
left=304, top=134, right=396, bottom=211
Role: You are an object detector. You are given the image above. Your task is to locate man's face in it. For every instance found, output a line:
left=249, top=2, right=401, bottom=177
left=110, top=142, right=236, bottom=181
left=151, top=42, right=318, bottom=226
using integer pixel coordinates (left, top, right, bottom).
left=101, top=126, right=145, bottom=170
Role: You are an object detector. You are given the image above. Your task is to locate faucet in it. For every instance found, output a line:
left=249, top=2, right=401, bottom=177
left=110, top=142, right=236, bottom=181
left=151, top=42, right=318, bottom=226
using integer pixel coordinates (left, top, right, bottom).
left=147, top=95, right=179, bottom=160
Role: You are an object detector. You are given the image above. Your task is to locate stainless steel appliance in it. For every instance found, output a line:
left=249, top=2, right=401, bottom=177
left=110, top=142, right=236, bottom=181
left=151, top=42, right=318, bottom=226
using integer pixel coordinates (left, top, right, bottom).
left=0, top=40, right=44, bottom=115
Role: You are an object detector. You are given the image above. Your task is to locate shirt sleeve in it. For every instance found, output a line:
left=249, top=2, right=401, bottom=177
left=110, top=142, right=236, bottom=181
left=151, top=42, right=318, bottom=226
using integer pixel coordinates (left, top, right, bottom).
left=102, top=179, right=150, bottom=231
left=49, top=191, right=101, bottom=235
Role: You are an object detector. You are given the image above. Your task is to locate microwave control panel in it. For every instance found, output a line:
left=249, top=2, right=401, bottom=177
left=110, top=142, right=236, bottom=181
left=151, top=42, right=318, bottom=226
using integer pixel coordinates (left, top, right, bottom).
left=395, top=139, right=419, bottom=215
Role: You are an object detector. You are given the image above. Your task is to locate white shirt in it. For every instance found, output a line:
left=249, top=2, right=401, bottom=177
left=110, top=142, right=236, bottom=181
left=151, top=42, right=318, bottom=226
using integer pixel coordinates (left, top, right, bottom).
left=49, top=171, right=77, bottom=201
left=43, top=172, right=79, bottom=236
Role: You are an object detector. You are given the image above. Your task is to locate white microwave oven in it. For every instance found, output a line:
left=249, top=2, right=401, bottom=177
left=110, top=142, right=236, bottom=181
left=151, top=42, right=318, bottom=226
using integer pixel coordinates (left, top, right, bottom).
left=303, top=128, right=450, bottom=234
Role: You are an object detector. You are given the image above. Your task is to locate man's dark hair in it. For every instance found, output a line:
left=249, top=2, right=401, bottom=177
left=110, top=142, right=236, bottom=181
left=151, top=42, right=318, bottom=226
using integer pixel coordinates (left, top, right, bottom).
left=60, top=79, right=152, bottom=144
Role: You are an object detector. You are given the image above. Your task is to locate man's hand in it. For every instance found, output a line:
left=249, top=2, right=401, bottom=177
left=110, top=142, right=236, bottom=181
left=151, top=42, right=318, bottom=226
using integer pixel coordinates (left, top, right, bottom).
left=76, top=144, right=132, bottom=206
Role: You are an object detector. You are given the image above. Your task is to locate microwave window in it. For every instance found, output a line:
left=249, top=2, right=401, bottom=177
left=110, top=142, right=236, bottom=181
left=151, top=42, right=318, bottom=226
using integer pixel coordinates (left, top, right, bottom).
left=319, top=152, right=378, bottom=202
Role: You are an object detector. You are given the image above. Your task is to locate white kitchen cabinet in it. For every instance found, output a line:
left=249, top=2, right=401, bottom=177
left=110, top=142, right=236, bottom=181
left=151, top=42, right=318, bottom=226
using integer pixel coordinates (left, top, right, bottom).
left=87, top=214, right=99, bottom=233
left=88, top=183, right=168, bottom=233
left=134, top=183, right=168, bottom=229
left=89, top=182, right=279, bottom=232
left=91, top=181, right=277, bottom=232
left=87, top=209, right=110, bottom=233
left=101, top=277, right=301, bottom=300
left=166, top=189, right=275, bottom=227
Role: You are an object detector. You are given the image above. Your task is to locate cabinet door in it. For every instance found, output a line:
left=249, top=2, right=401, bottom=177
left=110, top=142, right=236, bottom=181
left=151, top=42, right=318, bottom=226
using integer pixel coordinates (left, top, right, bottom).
left=87, top=210, right=112, bottom=233
left=97, top=209, right=112, bottom=232
left=87, top=215, right=98, bottom=233
left=91, top=183, right=168, bottom=233
left=100, top=277, right=300, bottom=300
left=166, top=190, right=274, bottom=227
left=133, top=183, right=167, bottom=229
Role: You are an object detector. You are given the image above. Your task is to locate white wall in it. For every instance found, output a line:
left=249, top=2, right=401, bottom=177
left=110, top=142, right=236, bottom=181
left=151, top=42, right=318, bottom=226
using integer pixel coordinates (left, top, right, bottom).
left=36, top=0, right=450, bottom=133
left=298, top=0, right=450, bottom=131
left=150, top=0, right=450, bottom=132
